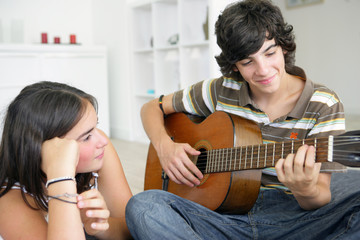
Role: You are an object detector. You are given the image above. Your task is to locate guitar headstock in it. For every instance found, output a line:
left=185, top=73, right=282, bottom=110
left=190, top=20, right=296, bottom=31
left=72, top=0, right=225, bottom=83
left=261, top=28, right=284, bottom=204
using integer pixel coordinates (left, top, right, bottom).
left=333, top=130, right=360, bottom=167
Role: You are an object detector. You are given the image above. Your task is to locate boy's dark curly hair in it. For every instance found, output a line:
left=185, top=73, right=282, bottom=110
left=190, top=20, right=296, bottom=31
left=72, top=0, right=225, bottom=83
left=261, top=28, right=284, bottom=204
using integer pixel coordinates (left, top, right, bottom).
left=215, top=0, right=297, bottom=80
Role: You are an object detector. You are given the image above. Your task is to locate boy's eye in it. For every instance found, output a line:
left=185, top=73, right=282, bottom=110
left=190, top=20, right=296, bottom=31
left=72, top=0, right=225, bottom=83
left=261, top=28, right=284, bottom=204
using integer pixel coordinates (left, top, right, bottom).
left=240, top=60, right=252, bottom=66
left=266, top=51, right=275, bottom=57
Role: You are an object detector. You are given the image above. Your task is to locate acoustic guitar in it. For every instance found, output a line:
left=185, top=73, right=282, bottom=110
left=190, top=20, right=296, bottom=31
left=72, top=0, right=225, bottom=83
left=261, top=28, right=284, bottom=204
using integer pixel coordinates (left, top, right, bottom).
left=144, top=111, right=360, bottom=214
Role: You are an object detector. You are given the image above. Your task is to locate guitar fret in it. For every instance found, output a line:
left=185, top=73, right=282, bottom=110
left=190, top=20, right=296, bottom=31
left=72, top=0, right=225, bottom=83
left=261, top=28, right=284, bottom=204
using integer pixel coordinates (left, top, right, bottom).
left=217, top=149, right=224, bottom=172
left=217, top=149, right=219, bottom=172
left=213, top=149, right=217, bottom=172
left=239, top=147, right=242, bottom=170
left=272, top=143, right=275, bottom=166
left=225, top=148, right=228, bottom=171
left=281, top=142, right=284, bottom=159
left=221, top=149, right=224, bottom=172
left=210, top=150, right=216, bottom=172
left=251, top=145, right=253, bottom=168
left=210, top=150, right=213, bottom=172
left=219, top=149, right=222, bottom=172
left=256, top=144, right=260, bottom=168
left=206, top=150, right=210, bottom=173
left=245, top=146, right=248, bottom=169
left=264, top=144, right=267, bottom=168
left=234, top=148, right=237, bottom=170
left=216, top=149, right=219, bottom=171
left=229, top=148, right=232, bottom=171
left=291, top=141, right=294, bottom=154
left=218, top=149, right=221, bottom=172
left=212, top=149, right=215, bottom=172
left=224, top=148, right=226, bottom=171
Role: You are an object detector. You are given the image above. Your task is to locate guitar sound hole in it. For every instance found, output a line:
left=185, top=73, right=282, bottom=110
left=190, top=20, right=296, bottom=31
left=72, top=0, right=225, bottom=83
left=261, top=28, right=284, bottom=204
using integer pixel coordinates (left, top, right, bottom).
left=196, top=148, right=208, bottom=174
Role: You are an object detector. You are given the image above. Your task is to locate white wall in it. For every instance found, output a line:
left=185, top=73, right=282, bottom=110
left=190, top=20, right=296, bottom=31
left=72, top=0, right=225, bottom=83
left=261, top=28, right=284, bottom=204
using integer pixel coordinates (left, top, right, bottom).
left=274, top=0, right=360, bottom=116
left=0, top=0, right=359, bottom=141
left=91, top=0, right=132, bottom=140
left=0, top=0, right=93, bottom=45
left=0, top=0, right=132, bottom=139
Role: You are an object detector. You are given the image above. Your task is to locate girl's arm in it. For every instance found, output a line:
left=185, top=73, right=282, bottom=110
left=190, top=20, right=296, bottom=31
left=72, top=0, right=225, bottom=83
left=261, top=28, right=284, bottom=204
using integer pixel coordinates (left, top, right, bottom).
left=0, top=138, right=86, bottom=239
left=43, top=138, right=85, bottom=239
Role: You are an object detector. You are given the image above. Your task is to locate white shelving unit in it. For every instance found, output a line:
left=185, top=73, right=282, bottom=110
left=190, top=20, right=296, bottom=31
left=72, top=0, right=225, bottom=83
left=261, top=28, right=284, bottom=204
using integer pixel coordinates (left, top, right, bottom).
left=129, top=0, right=233, bottom=142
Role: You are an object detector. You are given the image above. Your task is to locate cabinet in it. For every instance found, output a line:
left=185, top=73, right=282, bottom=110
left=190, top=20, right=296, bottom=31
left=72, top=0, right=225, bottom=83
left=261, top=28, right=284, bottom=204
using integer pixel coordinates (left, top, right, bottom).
left=129, top=0, right=233, bottom=142
left=0, top=44, right=110, bottom=136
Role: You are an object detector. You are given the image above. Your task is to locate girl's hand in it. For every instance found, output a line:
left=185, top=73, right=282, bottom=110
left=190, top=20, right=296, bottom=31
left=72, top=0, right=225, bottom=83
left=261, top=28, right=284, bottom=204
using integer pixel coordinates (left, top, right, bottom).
left=77, top=189, right=110, bottom=236
left=41, top=137, right=79, bottom=178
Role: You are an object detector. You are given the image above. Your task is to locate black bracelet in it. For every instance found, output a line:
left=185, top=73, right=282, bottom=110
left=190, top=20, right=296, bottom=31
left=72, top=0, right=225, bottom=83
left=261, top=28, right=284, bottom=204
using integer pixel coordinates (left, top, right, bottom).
left=159, top=94, right=167, bottom=118
left=47, top=192, right=79, bottom=204
left=48, top=195, right=78, bottom=204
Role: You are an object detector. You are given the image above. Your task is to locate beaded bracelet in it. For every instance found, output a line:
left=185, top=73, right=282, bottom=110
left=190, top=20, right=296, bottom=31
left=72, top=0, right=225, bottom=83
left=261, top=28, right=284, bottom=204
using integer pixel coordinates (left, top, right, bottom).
left=48, top=192, right=79, bottom=204
left=45, top=176, right=76, bottom=189
left=159, top=94, right=167, bottom=118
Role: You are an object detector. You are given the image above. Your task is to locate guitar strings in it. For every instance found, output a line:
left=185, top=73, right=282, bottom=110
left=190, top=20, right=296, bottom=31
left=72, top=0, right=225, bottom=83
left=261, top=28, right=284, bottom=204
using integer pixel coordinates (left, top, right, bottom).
left=195, top=149, right=360, bottom=164
left=192, top=139, right=359, bottom=172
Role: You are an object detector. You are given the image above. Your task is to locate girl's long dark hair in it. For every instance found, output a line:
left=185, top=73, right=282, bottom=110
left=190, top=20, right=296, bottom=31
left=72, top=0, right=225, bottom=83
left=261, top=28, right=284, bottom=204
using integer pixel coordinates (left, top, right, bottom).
left=215, top=0, right=299, bottom=80
left=0, top=81, right=98, bottom=211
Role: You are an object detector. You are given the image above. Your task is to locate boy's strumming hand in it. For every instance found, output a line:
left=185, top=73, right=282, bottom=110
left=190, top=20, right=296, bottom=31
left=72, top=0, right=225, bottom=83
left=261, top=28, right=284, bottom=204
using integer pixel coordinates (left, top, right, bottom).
left=158, top=138, right=203, bottom=187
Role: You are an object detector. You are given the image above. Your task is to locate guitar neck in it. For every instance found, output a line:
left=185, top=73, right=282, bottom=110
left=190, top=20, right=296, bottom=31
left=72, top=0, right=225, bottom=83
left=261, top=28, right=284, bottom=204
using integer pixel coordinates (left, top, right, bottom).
left=202, top=136, right=332, bottom=174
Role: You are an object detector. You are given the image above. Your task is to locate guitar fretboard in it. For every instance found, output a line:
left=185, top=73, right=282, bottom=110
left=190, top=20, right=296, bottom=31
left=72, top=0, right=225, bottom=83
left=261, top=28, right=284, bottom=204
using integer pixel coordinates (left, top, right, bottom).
left=200, top=136, right=332, bottom=174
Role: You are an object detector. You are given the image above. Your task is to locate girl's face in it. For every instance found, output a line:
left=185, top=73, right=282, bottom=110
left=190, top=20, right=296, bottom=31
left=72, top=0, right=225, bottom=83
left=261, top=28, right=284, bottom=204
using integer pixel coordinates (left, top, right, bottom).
left=64, top=101, right=108, bottom=173
left=234, top=38, right=286, bottom=96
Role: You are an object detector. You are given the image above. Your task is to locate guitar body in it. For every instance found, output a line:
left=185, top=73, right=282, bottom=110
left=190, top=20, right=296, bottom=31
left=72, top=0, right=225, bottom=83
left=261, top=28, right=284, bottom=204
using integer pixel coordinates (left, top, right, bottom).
left=144, top=111, right=263, bottom=214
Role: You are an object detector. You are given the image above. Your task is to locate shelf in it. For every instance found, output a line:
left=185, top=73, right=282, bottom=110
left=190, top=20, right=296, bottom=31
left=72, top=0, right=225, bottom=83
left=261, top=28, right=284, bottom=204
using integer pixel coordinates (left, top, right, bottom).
left=180, top=0, right=209, bottom=44
left=129, top=0, right=228, bottom=142
left=134, top=48, right=153, bottom=53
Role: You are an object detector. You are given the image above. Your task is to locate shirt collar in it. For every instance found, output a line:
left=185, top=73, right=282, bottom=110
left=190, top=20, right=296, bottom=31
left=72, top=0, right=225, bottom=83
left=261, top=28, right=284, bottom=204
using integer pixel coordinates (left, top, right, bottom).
left=236, top=74, right=314, bottom=120
left=238, top=80, right=254, bottom=106
left=287, top=77, right=314, bottom=119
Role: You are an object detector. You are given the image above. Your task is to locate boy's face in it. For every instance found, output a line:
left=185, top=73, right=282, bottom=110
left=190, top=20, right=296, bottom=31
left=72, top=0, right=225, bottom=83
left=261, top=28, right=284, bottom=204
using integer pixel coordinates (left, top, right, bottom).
left=234, top=38, right=286, bottom=96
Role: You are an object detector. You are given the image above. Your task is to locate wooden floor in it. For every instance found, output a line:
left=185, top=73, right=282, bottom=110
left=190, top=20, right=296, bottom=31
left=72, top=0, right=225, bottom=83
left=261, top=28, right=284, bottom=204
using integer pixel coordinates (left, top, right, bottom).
left=111, top=138, right=148, bottom=195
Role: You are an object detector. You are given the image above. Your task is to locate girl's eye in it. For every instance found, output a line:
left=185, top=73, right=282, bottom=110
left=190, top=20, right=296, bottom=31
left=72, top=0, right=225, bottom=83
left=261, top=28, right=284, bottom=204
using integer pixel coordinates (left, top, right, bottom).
left=266, top=51, right=275, bottom=57
left=83, top=135, right=92, bottom=142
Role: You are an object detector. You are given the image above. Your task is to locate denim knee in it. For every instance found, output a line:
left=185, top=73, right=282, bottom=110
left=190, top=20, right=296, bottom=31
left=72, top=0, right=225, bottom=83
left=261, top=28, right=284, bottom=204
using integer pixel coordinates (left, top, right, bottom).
left=125, top=190, right=166, bottom=220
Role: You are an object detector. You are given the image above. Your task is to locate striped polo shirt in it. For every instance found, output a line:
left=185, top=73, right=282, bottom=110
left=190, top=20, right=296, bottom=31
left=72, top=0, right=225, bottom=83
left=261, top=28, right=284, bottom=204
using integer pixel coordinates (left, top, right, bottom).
left=172, top=75, right=346, bottom=191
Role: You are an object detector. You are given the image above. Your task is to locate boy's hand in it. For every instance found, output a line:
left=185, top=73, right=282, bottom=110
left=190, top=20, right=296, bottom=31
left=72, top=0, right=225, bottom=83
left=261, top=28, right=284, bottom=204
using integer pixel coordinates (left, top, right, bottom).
left=275, top=145, right=322, bottom=198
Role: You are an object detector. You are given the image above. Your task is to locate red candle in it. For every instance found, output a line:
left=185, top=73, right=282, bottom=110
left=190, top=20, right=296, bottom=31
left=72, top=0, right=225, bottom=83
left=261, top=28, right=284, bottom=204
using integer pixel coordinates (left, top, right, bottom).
left=54, top=37, right=60, bottom=44
left=70, top=34, right=76, bottom=44
left=41, top=33, right=48, bottom=44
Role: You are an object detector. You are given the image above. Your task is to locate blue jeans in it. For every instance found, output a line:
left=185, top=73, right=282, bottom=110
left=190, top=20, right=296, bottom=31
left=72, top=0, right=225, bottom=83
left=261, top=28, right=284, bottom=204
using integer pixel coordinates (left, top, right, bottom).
left=126, top=171, right=360, bottom=239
